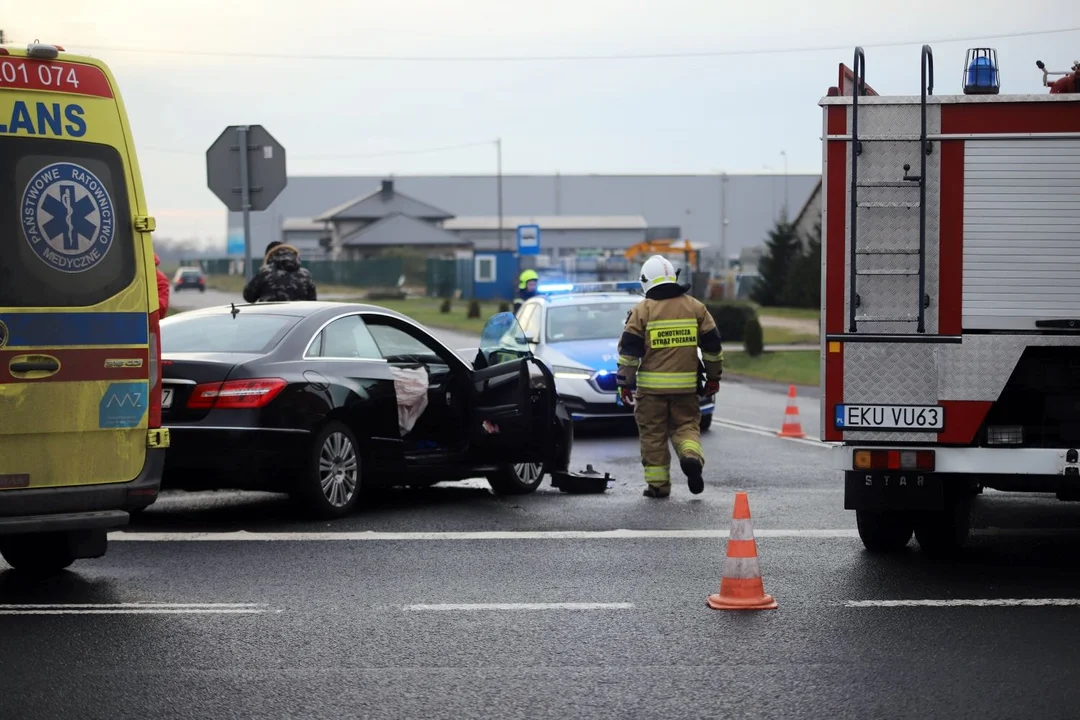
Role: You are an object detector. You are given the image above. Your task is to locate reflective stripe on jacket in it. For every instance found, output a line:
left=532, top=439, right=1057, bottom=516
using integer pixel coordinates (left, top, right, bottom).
left=616, top=293, right=723, bottom=395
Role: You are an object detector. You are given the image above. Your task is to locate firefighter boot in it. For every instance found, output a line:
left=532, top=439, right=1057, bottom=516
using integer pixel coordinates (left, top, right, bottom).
left=671, top=394, right=706, bottom=494
left=635, top=394, right=673, bottom=498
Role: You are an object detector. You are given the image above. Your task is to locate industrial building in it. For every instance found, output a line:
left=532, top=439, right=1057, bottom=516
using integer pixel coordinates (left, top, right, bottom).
left=225, top=172, right=819, bottom=272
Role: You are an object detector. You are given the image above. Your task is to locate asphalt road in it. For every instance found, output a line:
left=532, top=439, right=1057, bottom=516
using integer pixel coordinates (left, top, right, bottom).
left=4, top=382, right=1080, bottom=719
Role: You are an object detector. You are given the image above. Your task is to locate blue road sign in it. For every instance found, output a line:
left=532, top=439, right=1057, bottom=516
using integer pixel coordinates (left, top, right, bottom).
left=226, top=229, right=244, bottom=256
left=517, top=224, right=540, bottom=256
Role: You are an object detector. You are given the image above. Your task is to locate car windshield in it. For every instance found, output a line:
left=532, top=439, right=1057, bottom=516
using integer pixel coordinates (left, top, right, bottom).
left=545, top=301, right=639, bottom=343
left=161, top=312, right=300, bottom=354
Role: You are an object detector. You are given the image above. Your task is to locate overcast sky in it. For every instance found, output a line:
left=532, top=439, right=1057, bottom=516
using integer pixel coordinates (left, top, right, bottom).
left=8, top=1, right=1077, bottom=243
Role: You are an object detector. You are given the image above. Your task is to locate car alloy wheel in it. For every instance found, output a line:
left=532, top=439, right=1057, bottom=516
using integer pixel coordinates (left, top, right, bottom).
left=319, top=431, right=359, bottom=508
left=513, top=463, right=543, bottom=485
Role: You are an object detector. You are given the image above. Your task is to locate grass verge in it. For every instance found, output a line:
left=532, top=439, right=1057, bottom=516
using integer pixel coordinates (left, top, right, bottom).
left=350, top=298, right=506, bottom=334
left=762, top=327, right=819, bottom=346
left=205, top=274, right=364, bottom=297
left=757, top=306, right=820, bottom=322
left=724, top=350, right=819, bottom=387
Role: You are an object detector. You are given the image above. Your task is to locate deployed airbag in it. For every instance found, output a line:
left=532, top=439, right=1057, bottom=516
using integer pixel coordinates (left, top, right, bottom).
left=391, top=366, right=430, bottom=436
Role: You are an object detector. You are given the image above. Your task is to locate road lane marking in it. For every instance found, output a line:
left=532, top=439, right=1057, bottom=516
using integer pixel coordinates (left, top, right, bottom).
left=110, top=529, right=861, bottom=541
left=712, top=417, right=831, bottom=448
left=0, top=603, right=268, bottom=615
left=403, top=603, right=635, bottom=611
left=846, top=598, right=1080, bottom=608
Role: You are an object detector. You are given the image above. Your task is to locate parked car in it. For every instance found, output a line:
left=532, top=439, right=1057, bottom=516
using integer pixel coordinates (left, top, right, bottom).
left=158, top=302, right=573, bottom=518
left=173, top=267, right=206, bottom=292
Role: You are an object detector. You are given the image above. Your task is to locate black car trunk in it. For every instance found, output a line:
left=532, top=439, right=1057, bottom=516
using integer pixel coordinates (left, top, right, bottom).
left=162, top=352, right=253, bottom=422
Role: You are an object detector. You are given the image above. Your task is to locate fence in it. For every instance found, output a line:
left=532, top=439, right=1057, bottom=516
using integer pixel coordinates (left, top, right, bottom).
left=188, top=257, right=406, bottom=289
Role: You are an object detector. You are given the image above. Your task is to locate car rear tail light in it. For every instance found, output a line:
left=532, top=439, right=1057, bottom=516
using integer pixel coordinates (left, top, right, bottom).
left=987, top=425, right=1023, bottom=445
left=853, top=449, right=935, bottom=472
left=148, top=313, right=162, bottom=429
left=187, top=378, right=287, bottom=410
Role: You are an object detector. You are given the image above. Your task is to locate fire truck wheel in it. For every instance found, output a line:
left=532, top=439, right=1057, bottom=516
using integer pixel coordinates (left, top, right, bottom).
left=855, top=510, right=914, bottom=553
left=914, top=495, right=973, bottom=556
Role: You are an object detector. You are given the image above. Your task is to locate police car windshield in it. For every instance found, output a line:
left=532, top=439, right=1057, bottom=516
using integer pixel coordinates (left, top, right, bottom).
left=545, top=301, right=638, bottom=343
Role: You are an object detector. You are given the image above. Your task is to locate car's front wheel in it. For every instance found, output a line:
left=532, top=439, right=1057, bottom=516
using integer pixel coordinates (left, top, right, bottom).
left=295, top=421, right=362, bottom=519
left=487, top=462, right=545, bottom=495
left=700, top=413, right=713, bottom=432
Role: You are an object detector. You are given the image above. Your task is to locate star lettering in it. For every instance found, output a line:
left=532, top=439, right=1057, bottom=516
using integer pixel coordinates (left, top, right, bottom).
left=41, top=184, right=96, bottom=251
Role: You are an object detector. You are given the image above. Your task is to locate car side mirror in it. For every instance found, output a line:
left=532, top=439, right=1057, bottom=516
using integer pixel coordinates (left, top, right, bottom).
left=524, top=335, right=538, bottom=344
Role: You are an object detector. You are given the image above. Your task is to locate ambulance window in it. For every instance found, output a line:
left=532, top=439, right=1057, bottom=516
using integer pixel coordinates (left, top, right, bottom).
left=0, top=137, right=136, bottom=307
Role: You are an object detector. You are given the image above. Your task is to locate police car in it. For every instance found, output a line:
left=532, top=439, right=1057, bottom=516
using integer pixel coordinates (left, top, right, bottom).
left=515, top=281, right=715, bottom=429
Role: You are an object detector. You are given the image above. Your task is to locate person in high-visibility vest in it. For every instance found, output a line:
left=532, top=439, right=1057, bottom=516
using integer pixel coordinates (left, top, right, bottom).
left=513, top=269, right=539, bottom=314
left=616, top=256, right=723, bottom=498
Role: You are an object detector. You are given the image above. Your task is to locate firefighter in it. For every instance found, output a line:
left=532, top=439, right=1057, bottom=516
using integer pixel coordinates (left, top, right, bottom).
left=616, top=256, right=723, bottom=497
left=513, top=269, right=539, bottom=315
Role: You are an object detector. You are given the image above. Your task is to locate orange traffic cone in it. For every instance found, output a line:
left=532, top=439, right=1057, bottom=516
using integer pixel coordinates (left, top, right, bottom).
left=777, top=384, right=805, bottom=438
left=708, top=492, right=778, bottom=610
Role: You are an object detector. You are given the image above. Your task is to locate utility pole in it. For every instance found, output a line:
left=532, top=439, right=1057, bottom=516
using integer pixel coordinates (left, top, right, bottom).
left=719, top=172, right=728, bottom=271
left=780, top=149, right=789, bottom=219
left=496, top=138, right=504, bottom=251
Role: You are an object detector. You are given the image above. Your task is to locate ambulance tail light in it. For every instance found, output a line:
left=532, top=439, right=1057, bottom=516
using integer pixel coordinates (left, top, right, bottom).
left=148, top=313, right=162, bottom=429
left=853, top=449, right=935, bottom=472
left=187, top=379, right=288, bottom=410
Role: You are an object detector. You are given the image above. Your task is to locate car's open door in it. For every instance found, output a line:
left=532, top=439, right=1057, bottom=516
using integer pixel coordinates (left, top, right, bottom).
left=467, top=312, right=555, bottom=465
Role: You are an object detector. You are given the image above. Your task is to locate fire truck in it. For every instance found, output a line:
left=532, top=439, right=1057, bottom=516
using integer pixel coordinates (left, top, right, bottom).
left=820, top=46, right=1080, bottom=554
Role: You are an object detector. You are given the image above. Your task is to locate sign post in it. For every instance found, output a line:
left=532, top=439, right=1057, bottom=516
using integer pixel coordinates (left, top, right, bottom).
left=516, top=224, right=540, bottom=256
left=516, top=224, right=541, bottom=295
left=207, top=125, right=287, bottom=280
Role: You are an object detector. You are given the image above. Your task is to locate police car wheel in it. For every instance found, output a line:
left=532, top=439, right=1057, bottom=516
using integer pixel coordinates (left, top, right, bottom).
left=295, top=421, right=362, bottom=519
left=487, top=462, right=545, bottom=495
left=0, top=534, right=76, bottom=574
left=700, top=414, right=713, bottom=432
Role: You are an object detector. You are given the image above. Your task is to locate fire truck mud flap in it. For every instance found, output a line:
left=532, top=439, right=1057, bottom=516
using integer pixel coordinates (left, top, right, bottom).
left=845, top=471, right=945, bottom=512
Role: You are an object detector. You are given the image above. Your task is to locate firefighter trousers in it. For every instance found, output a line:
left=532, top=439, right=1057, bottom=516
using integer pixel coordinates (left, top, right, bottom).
left=633, top=392, right=704, bottom=489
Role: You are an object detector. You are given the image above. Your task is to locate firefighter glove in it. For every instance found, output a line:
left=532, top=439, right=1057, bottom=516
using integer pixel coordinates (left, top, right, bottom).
left=703, top=379, right=720, bottom=397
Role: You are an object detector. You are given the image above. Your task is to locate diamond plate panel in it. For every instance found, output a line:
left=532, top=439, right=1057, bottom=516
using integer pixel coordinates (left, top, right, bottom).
left=840, top=335, right=1080, bottom=442
left=938, top=334, right=1080, bottom=400
left=844, top=106, right=941, bottom=336
left=842, top=342, right=938, bottom=442
left=846, top=102, right=941, bottom=139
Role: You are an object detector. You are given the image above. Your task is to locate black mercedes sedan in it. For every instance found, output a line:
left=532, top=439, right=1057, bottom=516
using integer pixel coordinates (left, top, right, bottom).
left=158, top=301, right=573, bottom=518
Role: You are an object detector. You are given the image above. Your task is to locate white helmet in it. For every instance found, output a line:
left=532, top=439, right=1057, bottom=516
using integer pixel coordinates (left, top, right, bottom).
left=639, top=255, right=680, bottom=293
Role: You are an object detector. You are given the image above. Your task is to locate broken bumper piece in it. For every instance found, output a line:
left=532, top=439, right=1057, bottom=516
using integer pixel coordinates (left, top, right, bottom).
left=550, top=464, right=613, bottom=494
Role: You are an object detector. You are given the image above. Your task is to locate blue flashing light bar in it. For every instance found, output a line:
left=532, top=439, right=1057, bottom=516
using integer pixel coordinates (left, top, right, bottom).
left=537, top=280, right=641, bottom=296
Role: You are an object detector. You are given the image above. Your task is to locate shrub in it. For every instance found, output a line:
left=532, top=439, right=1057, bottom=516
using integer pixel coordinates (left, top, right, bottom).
left=467, top=299, right=481, bottom=319
left=743, top=316, right=765, bottom=357
left=704, top=301, right=758, bottom=343
left=439, top=298, right=452, bottom=314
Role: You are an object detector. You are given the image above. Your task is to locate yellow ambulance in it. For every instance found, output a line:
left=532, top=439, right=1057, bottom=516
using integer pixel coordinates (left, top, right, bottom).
left=0, top=41, right=169, bottom=572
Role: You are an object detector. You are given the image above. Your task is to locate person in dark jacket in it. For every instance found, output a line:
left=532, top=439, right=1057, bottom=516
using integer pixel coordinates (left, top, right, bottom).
left=242, top=242, right=318, bottom=303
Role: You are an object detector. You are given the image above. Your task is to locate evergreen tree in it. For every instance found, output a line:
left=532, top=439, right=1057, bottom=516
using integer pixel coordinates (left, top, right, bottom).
left=752, top=218, right=801, bottom=307
left=785, top=220, right=822, bottom=308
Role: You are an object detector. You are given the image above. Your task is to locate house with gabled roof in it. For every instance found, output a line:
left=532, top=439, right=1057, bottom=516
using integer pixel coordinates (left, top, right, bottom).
left=313, top=179, right=470, bottom=259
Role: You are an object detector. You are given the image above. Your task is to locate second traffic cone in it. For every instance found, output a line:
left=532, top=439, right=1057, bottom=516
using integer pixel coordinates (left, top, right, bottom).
left=708, top=492, right=778, bottom=610
left=777, top=384, right=805, bottom=438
